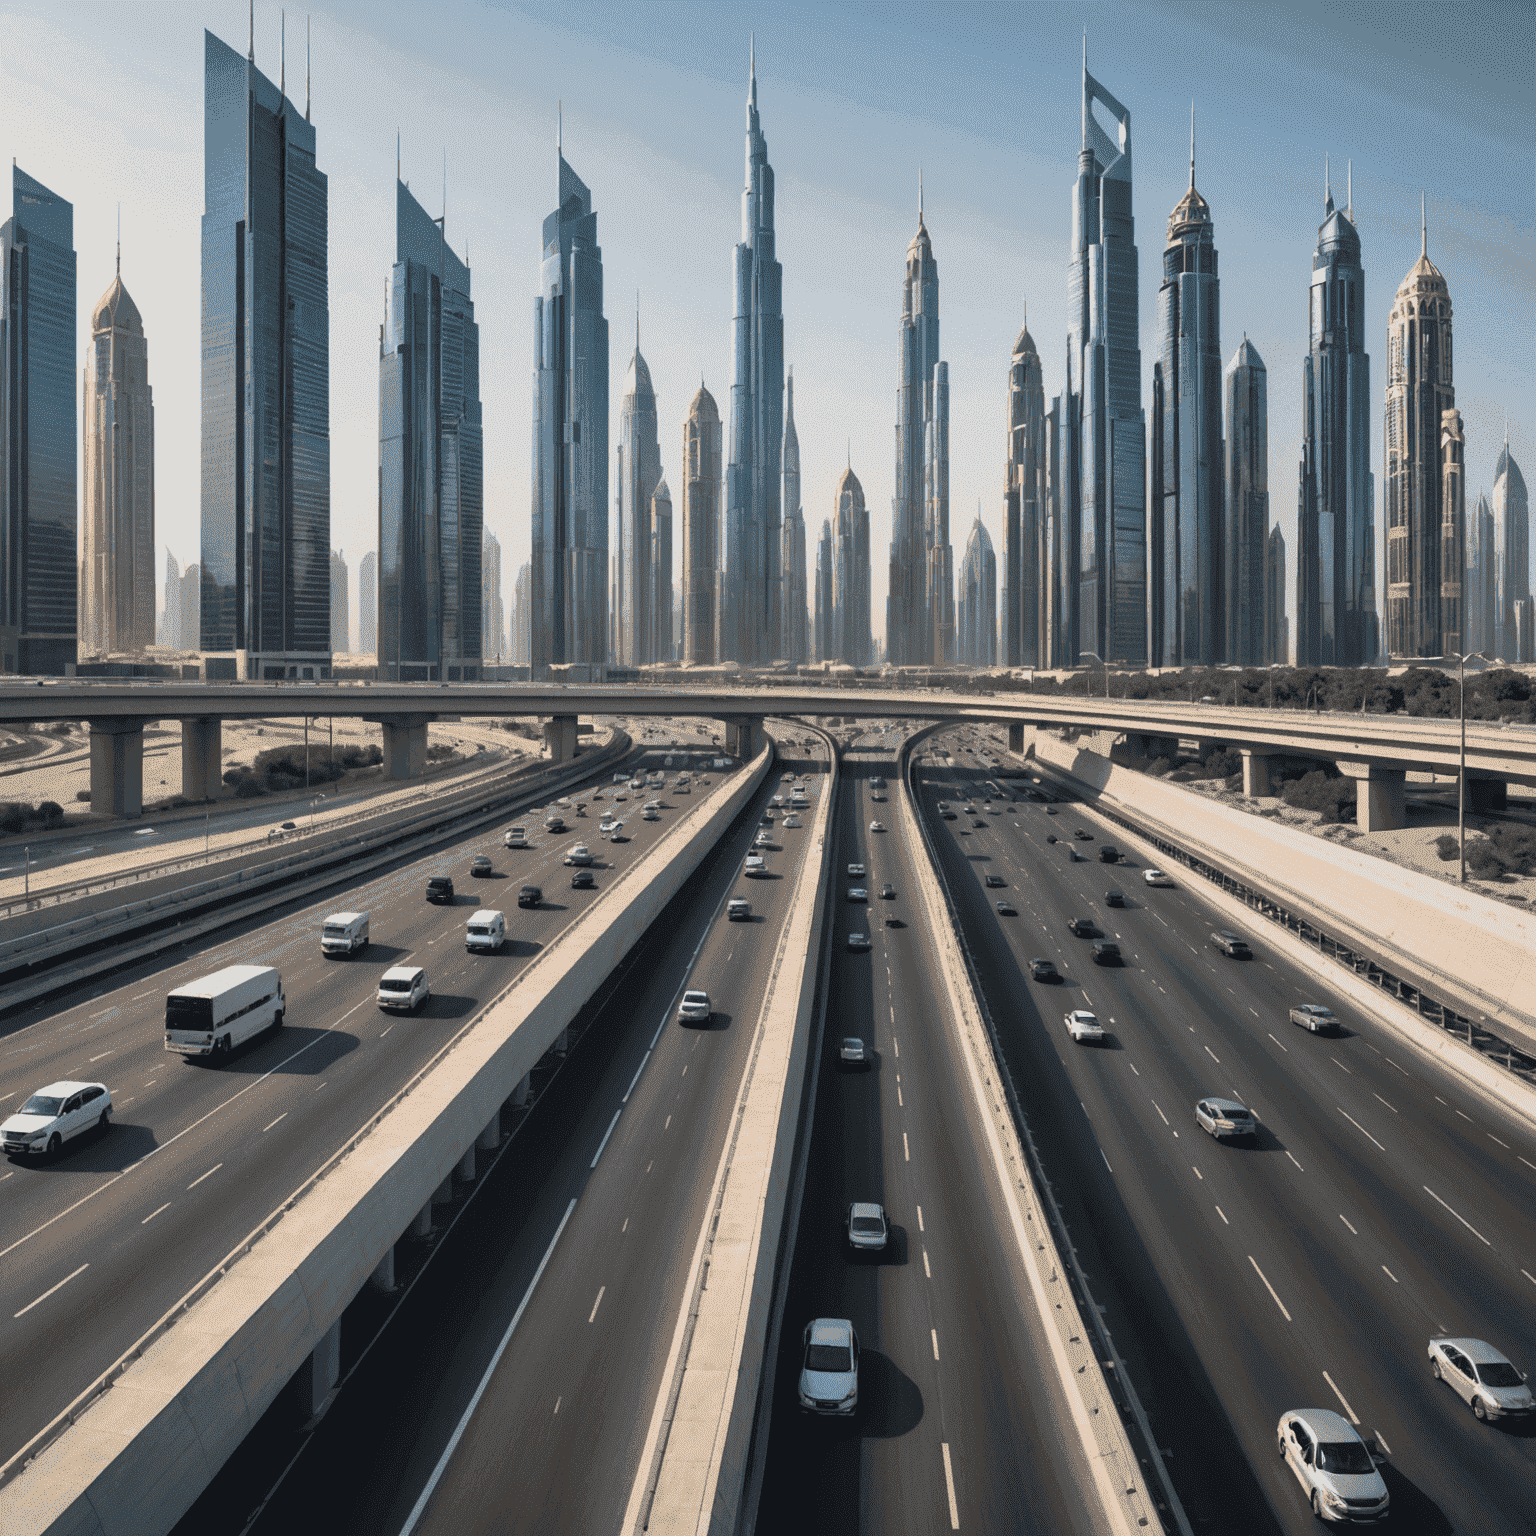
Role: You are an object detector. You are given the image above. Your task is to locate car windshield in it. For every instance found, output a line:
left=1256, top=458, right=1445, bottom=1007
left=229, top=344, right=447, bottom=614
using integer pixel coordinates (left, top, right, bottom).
left=850, top=1216, right=884, bottom=1233
left=20, top=1094, right=64, bottom=1116
left=805, top=1344, right=852, bottom=1373
left=1223, top=1107, right=1252, bottom=1120
left=380, top=979, right=411, bottom=992
left=468, top=926, right=490, bottom=935
left=1478, top=1361, right=1524, bottom=1387
left=1315, top=1441, right=1374, bottom=1475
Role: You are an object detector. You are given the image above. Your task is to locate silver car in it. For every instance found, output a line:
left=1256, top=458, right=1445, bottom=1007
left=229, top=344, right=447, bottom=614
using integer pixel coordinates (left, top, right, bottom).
left=1428, top=1337, right=1533, bottom=1420
left=1195, top=1097, right=1257, bottom=1143
left=1276, top=1409, right=1388, bottom=1523
left=1, top=1080, right=112, bottom=1159
left=846, top=1202, right=889, bottom=1252
left=839, top=1037, right=868, bottom=1066
left=1064, top=1009, right=1104, bottom=1044
left=847, top=887, right=868, bottom=903
left=799, top=1317, right=859, bottom=1414
left=1290, top=1004, right=1339, bottom=1033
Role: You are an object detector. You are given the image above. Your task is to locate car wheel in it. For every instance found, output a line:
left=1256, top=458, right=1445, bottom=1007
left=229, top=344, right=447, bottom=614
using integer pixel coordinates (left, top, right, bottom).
left=1311, top=1489, right=1323, bottom=1520
left=98, top=1109, right=111, bottom=1132
left=1278, top=1434, right=1288, bottom=1458
left=1473, top=1396, right=1489, bottom=1421
left=1432, top=1357, right=1442, bottom=1380
left=47, top=1133, right=61, bottom=1157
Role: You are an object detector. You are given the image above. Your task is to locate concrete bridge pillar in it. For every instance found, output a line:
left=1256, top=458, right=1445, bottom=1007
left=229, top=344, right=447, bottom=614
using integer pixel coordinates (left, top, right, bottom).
left=433, top=1176, right=454, bottom=1207
left=1240, top=749, right=1275, bottom=798
left=1338, top=761, right=1407, bottom=832
left=181, top=716, right=223, bottom=801
left=1006, top=722, right=1036, bottom=757
left=543, top=715, right=579, bottom=762
left=455, top=1144, right=477, bottom=1183
left=295, top=1319, right=341, bottom=1421
left=476, top=1116, right=501, bottom=1151
left=724, top=718, right=765, bottom=759
left=409, top=1202, right=434, bottom=1239
left=1466, top=778, right=1508, bottom=812
left=371, top=714, right=432, bottom=780
left=509, top=1072, right=531, bottom=1109
left=369, top=1247, right=397, bottom=1294
left=88, top=717, right=147, bottom=818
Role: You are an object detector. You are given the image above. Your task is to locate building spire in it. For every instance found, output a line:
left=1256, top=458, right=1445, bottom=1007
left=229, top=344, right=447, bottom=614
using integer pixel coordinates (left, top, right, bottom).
left=1081, top=32, right=1088, bottom=147
left=305, top=15, right=311, bottom=121
left=557, top=99, right=562, bottom=157
left=1189, top=101, right=1195, bottom=190
left=1421, top=190, right=1427, bottom=256
left=1346, top=158, right=1351, bottom=218
left=396, top=129, right=400, bottom=181
left=749, top=33, right=756, bottom=106
left=1324, top=152, right=1332, bottom=213
left=248, top=0, right=254, bottom=64
left=281, top=10, right=287, bottom=99
left=116, top=202, right=121, bottom=278
left=635, top=289, right=640, bottom=354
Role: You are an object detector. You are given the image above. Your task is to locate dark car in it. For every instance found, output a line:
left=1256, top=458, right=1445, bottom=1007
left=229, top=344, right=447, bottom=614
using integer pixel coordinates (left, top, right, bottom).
left=570, top=870, right=595, bottom=889
left=880, top=883, right=896, bottom=899
left=426, top=876, right=455, bottom=903
left=517, top=884, right=542, bottom=909
left=1092, top=941, right=1122, bottom=965
left=1068, top=916, right=1099, bottom=937
left=973, top=818, right=986, bottom=828
left=984, top=874, right=1006, bottom=888
left=1044, top=806, right=1057, bottom=816
left=1046, top=833, right=1058, bottom=844
left=546, top=816, right=567, bottom=834
left=1210, top=930, right=1252, bottom=959
left=1029, top=957, right=1060, bottom=982
left=1104, top=888, right=1126, bottom=908
left=1073, top=829, right=1093, bottom=841
left=1099, top=845, right=1119, bottom=863
left=995, top=900, right=1017, bottom=916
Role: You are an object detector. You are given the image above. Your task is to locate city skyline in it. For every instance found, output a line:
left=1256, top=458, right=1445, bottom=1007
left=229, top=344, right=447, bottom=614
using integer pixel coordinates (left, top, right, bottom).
left=2, top=2, right=1530, bottom=667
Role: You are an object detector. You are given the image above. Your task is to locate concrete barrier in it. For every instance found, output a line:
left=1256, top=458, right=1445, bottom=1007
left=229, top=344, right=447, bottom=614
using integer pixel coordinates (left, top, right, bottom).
left=0, top=743, right=774, bottom=1536
left=625, top=729, right=837, bottom=1536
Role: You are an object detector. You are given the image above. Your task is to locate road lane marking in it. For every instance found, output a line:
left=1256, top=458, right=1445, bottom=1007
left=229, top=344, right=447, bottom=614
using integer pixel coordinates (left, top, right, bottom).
left=916, top=1205, right=924, bottom=1232
left=1268, top=1034, right=1288, bottom=1052
left=1455, top=1109, right=1472, bottom=1122
left=187, top=1162, right=224, bottom=1190
left=1338, top=1108, right=1386, bottom=1151
left=141, top=1202, right=172, bottom=1225
left=923, top=1249, right=931, bottom=1278
left=1286, top=1152, right=1305, bottom=1172
left=1248, top=1256, right=1291, bottom=1320
left=931, top=1329, right=940, bottom=1360
left=897, top=1084, right=904, bottom=1107
left=1216, top=1206, right=1228, bottom=1224
left=1322, top=1371, right=1360, bottom=1424
left=15, top=1263, right=89, bottom=1318
left=1191, top=1166, right=1203, bottom=1180
left=893, top=1037, right=900, bottom=1057
left=1331, top=1057, right=1352, bottom=1074
left=1487, top=1133, right=1509, bottom=1148
left=1520, top=1157, right=1536, bottom=1173
left=89, top=1050, right=113, bottom=1063
left=553, top=1397, right=561, bottom=1415
left=1249, top=1007, right=1259, bottom=1017
left=1151, top=1100, right=1169, bottom=1125
left=1374, top=1429, right=1392, bottom=1455
left=1384, top=1057, right=1409, bottom=1075
left=903, top=1132, right=910, bottom=1162
left=1382, top=1266, right=1398, bottom=1283
left=1523, top=1270, right=1536, bottom=1286
left=941, top=1443, right=960, bottom=1530
left=1372, top=1093, right=1398, bottom=1113
left=589, top=1285, right=606, bottom=1323
left=1101, top=1150, right=1113, bottom=1173
left=1204, top=1045, right=1220, bottom=1063
left=1128, top=1062, right=1140, bottom=1076
left=591, top=1109, right=622, bottom=1169
left=1340, top=1214, right=1358, bottom=1235
left=1423, top=1186, right=1491, bottom=1246
left=262, top=1113, right=288, bottom=1133
left=623, top=1051, right=651, bottom=1103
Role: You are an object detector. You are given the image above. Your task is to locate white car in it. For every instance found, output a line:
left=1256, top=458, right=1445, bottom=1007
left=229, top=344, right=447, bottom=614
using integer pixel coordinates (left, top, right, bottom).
left=2, top=1081, right=112, bottom=1159
left=1143, top=868, right=1175, bottom=887
left=1194, top=1097, right=1257, bottom=1143
left=799, top=1318, right=859, bottom=1415
left=847, top=887, right=868, bottom=903
left=1277, top=1409, right=1389, bottom=1523
left=564, top=844, right=593, bottom=866
left=744, top=855, right=767, bottom=877
left=1428, top=1337, right=1534, bottom=1420
left=1064, top=1009, right=1104, bottom=1044
left=783, top=814, right=801, bottom=829
left=678, top=989, right=711, bottom=1024
left=771, top=795, right=784, bottom=807
left=1289, top=1003, right=1339, bottom=1033
left=847, top=863, right=866, bottom=877
left=839, top=1037, right=868, bottom=1066
left=846, top=1202, right=889, bottom=1252
left=847, top=932, right=870, bottom=951
left=754, top=831, right=772, bottom=848
left=377, top=966, right=430, bottom=1012
left=869, top=820, right=885, bottom=833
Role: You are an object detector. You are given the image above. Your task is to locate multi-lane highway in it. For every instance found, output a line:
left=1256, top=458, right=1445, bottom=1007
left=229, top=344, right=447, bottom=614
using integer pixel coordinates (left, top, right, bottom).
left=917, top=725, right=1536, bottom=1534
left=0, top=733, right=726, bottom=1468
left=175, top=726, right=831, bottom=1535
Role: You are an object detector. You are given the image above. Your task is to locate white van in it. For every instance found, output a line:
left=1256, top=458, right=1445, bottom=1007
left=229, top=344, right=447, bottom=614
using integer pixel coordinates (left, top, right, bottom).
left=504, top=825, right=528, bottom=848
left=642, top=802, right=660, bottom=821
left=321, top=911, right=370, bottom=957
left=466, top=909, right=506, bottom=952
left=166, top=965, right=285, bottom=1060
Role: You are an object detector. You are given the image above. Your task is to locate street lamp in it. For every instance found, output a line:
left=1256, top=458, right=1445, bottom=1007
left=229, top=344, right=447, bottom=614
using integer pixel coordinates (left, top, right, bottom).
left=1445, top=650, right=1487, bottom=885
left=1079, top=652, right=1109, bottom=699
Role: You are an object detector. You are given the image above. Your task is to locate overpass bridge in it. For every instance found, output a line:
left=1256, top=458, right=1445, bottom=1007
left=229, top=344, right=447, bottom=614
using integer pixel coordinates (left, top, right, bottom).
left=3, top=680, right=1534, bottom=829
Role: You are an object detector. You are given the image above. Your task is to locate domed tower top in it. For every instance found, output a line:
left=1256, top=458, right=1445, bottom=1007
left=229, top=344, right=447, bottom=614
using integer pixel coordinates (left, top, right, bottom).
left=92, top=272, right=142, bottom=336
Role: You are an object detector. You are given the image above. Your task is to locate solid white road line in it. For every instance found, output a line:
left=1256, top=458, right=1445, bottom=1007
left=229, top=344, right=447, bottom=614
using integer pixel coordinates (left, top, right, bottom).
left=916, top=1205, right=924, bottom=1232
left=187, top=1162, right=223, bottom=1190
left=1338, top=1107, right=1386, bottom=1152
left=1286, top=1152, right=1305, bottom=1172
left=903, top=1132, right=910, bottom=1162
left=589, top=1285, right=606, bottom=1323
left=1101, top=1150, right=1113, bottom=1173
left=1249, top=1256, right=1292, bottom=1322
left=941, top=1442, right=961, bottom=1530
left=262, top=1113, right=288, bottom=1133
left=1340, top=1214, right=1358, bottom=1235
left=931, top=1329, right=940, bottom=1360
left=622, top=1051, right=650, bottom=1103
left=141, top=1202, right=170, bottom=1225
left=923, top=1249, right=931, bottom=1278
left=1423, top=1186, right=1491, bottom=1246
left=1322, top=1371, right=1360, bottom=1425
left=15, top=1263, right=89, bottom=1318
left=591, top=1109, right=622, bottom=1169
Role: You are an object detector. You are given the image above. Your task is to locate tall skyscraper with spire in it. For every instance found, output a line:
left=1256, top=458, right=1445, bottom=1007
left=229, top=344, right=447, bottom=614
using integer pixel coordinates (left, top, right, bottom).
left=724, top=41, right=784, bottom=664
left=200, top=26, right=330, bottom=680
left=780, top=372, right=808, bottom=662
left=682, top=383, right=721, bottom=663
left=81, top=242, right=155, bottom=657
left=648, top=477, right=672, bottom=664
left=1003, top=315, right=1045, bottom=667
left=1465, top=490, right=1495, bottom=657
left=1150, top=114, right=1221, bottom=666
left=1264, top=523, right=1289, bottom=664
left=888, top=180, right=954, bottom=666
left=831, top=465, right=870, bottom=664
left=532, top=123, right=609, bottom=673
left=1071, top=47, right=1145, bottom=666
left=957, top=514, right=997, bottom=666
left=1225, top=337, right=1269, bottom=666
left=814, top=518, right=832, bottom=661
left=1493, top=436, right=1529, bottom=660
left=1297, top=160, right=1375, bottom=666
left=1385, top=200, right=1457, bottom=658
left=616, top=314, right=661, bottom=665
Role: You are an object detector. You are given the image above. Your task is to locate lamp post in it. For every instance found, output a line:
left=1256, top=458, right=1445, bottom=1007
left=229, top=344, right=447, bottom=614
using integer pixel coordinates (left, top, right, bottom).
left=1446, top=650, right=1487, bottom=885
left=1079, top=651, right=1109, bottom=699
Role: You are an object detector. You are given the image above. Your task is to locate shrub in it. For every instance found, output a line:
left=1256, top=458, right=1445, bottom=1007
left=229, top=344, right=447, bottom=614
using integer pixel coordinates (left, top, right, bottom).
left=1201, top=747, right=1242, bottom=778
left=1280, top=769, right=1355, bottom=823
left=232, top=776, right=266, bottom=799
left=1485, top=822, right=1536, bottom=875
left=35, top=801, right=63, bottom=829
left=1432, top=834, right=1459, bottom=862
left=1465, top=839, right=1505, bottom=876
left=76, top=789, right=92, bottom=802
left=0, top=803, right=25, bottom=834
left=427, top=743, right=455, bottom=761
left=1145, top=756, right=1172, bottom=777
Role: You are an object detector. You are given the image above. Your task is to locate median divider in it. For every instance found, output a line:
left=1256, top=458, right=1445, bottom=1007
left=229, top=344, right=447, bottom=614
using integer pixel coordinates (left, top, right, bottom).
left=0, top=742, right=773, bottom=1536
left=624, top=729, right=838, bottom=1536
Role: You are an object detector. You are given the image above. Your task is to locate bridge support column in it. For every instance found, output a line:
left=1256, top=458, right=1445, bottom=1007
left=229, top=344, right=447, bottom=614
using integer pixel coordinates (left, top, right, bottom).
left=477, top=1116, right=501, bottom=1151
left=1338, top=762, right=1407, bottom=832
left=371, top=714, right=432, bottom=780
left=1240, top=749, right=1275, bottom=798
left=455, top=1144, right=477, bottom=1183
left=724, top=718, right=764, bottom=759
left=1006, top=722, right=1036, bottom=757
left=553, top=1027, right=570, bottom=1058
left=543, top=715, right=578, bottom=762
left=1466, top=778, right=1507, bottom=812
left=88, top=717, right=147, bottom=818
left=369, top=1246, right=397, bottom=1293
left=181, top=716, right=223, bottom=801
left=295, top=1319, right=341, bottom=1421
left=509, top=1072, right=531, bottom=1108
left=409, top=1203, right=434, bottom=1239
left=433, top=1176, right=453, bottom=1207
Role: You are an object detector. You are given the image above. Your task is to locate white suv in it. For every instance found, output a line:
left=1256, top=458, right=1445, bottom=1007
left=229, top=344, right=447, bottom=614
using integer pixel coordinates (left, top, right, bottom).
left=678, top=989, right=712, bottom=1024
left=799, top=1317, right=859, bottom=1415
left=377, top=966, right=430, bottom=1012
left=1277, top=1409, right=1388, bottom=1522
left=2, top=1081, right=112, bottom=1159
left=1428, top=1337, right=1534, bottom=1420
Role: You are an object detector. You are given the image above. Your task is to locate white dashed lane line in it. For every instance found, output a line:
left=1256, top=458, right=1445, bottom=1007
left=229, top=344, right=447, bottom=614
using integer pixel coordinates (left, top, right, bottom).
left=14, top=1263, right=89, bottom=1318
left=1248, top=1256, right=1292, bottom=1321
left=1423, top=1187, right=1491, bottom=1246
left=1323, top=1371, right=1361, bottom=1424
left=141, top=1202, right=170, bottom=1225
left=1337, top=1108, right=1386, bottom=1152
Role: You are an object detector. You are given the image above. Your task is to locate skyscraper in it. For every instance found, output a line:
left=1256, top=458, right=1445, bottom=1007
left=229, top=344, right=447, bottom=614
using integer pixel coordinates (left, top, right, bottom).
left=482, top=527, right=503, bottom=662
left=179, top=562, right=201, bottom=652
left=888, top=187, right=954, bottom=666
left=1, top=167, right=77, bottom=674
left=358, top=549, right=377, bottom=655
left=379, top=177, right=483, bottom=680
left=81, top=252, right=155, bottom=656
left=682, top=384, right=722, bottom=664
left=512, top=560, right=530, bottom=667
left=1465, top=491, right=1495, bottom=657
left=814, top=518, right=832, bottom=663
left=648, top=477, right=672, bottom=664
left=831, top=466, right=870, bottom=664
left=1043, top=376, right=1077, bottom=668
left=1225, top=337, right=1268, bottom=666
left=200, top=28, right=330, bottom=680
left=1264, top=524, right=1289, bottom=664
left=1071, top=50, right=1145, bottom=666
left=1493, top=439, right=1528, bottom=660
left=330, top=548, right=349, bottom=654
left=1385, top=206, right=1456, bottom=659
left=161, top=549, right=181, bottom=649
left=616, top=322, right=661, bottom=665
left=1004, top=316, right=1045, bottom=667
left=722, top=44, right=784, bottom=664
left=780, top=371, right=808, bottom=662
left=1150, top=124, right=1221, bottom=666
left=1439, top=408, right=1466, bottom=657
left=1297, top=165, right=1374, bottom=666
left=532, top=134, right=608, bottom=673
left=957, top=515, right=997, bottom=667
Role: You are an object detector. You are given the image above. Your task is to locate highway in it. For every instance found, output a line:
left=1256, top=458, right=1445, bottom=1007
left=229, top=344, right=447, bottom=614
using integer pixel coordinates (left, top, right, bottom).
left=179, top=726, right=834, bottom=1535
left=0, top=732, right=728, bottom=1468
left=917, top=725, right=1536, bottom=1534
left=752, top=727, right=1109, bottom=1536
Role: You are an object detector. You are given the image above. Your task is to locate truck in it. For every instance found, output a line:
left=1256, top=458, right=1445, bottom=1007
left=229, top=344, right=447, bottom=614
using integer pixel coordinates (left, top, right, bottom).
left=321, top=911, right=370, bottom=957
left=165, top=965, right=285, bottom=1061
left=465, top=909, right=506, bottom=952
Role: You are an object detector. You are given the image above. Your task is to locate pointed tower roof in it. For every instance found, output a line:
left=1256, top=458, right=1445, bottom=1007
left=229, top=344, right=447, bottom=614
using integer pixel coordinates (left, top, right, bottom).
left=626, top=346, right=654, bottom=397
left=652, top=474, right=671, bottom=503
left=838, top=464, right=864, bottom=499
left=688, top=381, right=719, bottom=420
left=1231, top=333, right=1264, bottom=371
left=1012, top=303, right=1037, bottom=358
left=1495, top=443, right=1525, bottom=496
left=92, top=272, right=142, bottom=335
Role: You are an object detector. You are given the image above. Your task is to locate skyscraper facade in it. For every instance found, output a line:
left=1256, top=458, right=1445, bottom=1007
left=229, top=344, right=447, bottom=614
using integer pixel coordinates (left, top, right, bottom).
left=1003, top=317, right=1046, bottom=667
left=1225, top=337, right=1268, bottom=666
left=1150, top=143, right=1221, bottom=667
left=1493, top=442, right=1528, bottom=660
left=1, top=166, right=77, bottom=674
left=724, top=49, right=784, bottom=664
left=1438, top=407, right=1466, bottom=658
left=330, top=548, right=348, bottom=653
left=780, top=371, right=808, bottom=662
left=1296, top=173, right=1374, bottom=666
left=648, top=477, right=672, bottom=664
left=160, top=550, right=181, bottom=649
left=814, top=518, right=832, bottom=662
left=830, top=466, right=870, bottom=665
left=682, top=384, right=722, bottom=663
left=1264, top=524, right=1289, bottom=664
left=512, top=560, right=530, bottom=667
left=379, top=178, right=482, bottom=680
left=200, top=29, right=330, bottom=680
left=1464, top=491, right=1495, bottom=657
left=1385, top=214, right=1457, bottom=659
left=1043, top=381, right=1077, bottom=668
left=179, top=562, right=201, bottom=652
left=1071, top=55, right=1145, bottom=666
left=358, top=549, right=377, bottom=655
left=616, top=330, right=661, bottom=665
left=482, top=527, right=503, bottom=662
left=81, top=257, right=155, bottom=656
left=532, top=143, right=608, bottom=673
left=957, top=515, right=997, bottom=666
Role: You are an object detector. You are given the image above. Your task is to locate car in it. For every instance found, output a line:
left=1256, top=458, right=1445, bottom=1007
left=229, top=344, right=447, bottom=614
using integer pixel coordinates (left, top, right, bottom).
left=571, top=869, right=596, bottom=889
left=1104, top=888, right=1125, bottom=907
left=869, top=820, right=886, bottom=833
left=377, top=965, right=430, bottom=1012
left=783, top=814, right=801, bottom=829
left=613, top=793, right=627, bottom=804
left=762, top=812, right=774, bottom=825
left=744, top=855, right=767, bottom=877
left=1065, top=1009, right=1105, bottom=1044
left=984, top=874, right=1006, bottom=888
left=678, top=989, right=711, bottom=1024
left=879, top=882, right=895, bottom=899
left=1046, top=833, right=1058, bottom=844
left=771, top=795, right=784, bottom=807
left=1029, top=957, right=1059, bottom=981
left=1073, top=829, right=1093, bottom=841
left=995, top=900, right=1017, bottom=915
left=839, top=1037, right=868, bottom=1065
left=1277, top=1409, right=1389, bottom=1523
left=280, top=820, right=297, bottom=831
left=782, top=772, right=795, bottom=782
left=799, top=1317, right=859, bottom=1415
left=846, top=1202, right=889, bottom=1252
left=609, top=823, right=629, bottom=843
left=983, top=802, right=994, bottom=812
left=2, top=1081, right=112, bottom=1159
left=1068, top=916, right=1099, bottom=937
left=642, top=805, right=659, bottom=820
left=847, top=931, right=871, bottom=951
left=847, top=863, right=866, bottom=877
left=1428, top=1337, right=1534, bottom=1420
left=1194, top=1097, right=1258, bottom=1143
left=1289, top=1004, right=1339, bottom=1033
left=1143, top=868, right=1174, bottom=887
left=1210, top=930, right=1252, bottom=959
left=675, top=782, right=690, bottom=794
left=847, top=887, right=868, bottom=902
left=1092, top=940, right=1121, bottom=965
left=503, top=827, right=528, bottom=848
left=517, top=884, right=542, bottom=908
left=727, top=898, right=751, bottom=921
left=871, top=791, right=885, bottom=802
left=941, top=809, right=958, bottom=820
left=426, top=875, right=455, bottom=903
left=564, top=844, right=593, bottom=866
left=1098, top=845, right=1119, bottom=863
left=1044, top=805, right=1057, bottom=815
left=963, top=805, right=976, bottom=815
left=546, top=815, right=568, bottom=833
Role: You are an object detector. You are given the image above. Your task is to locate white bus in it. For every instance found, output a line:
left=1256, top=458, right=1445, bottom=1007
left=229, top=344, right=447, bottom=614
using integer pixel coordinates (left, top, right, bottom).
left=165, top=965, right=285, bottom=1061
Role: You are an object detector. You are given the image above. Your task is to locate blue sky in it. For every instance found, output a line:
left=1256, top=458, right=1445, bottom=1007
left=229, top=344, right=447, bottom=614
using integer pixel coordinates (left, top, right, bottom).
left=3, top=0, right=1531, bottom=647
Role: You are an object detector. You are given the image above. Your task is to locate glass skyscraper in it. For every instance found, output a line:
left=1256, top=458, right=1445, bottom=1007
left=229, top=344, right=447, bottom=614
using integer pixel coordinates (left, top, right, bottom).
left=199, top=28, right=330, bottom=680
left=1003, top=317, right=1045, bottom=667
left=682, top=384, right=722, bottom=664
left=1493, top=441, right=1528, bottom=661
left=616, top=328, right=661, bottom=666
left=1224, top=337, right=1269, bottom=666
left=1, top=167, right=77, bottom=675
left=379, top=177, right=483, bottom=681
left=957, top=515, right=997, bottom=667
left=780, top=371, right=808, bottom=663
